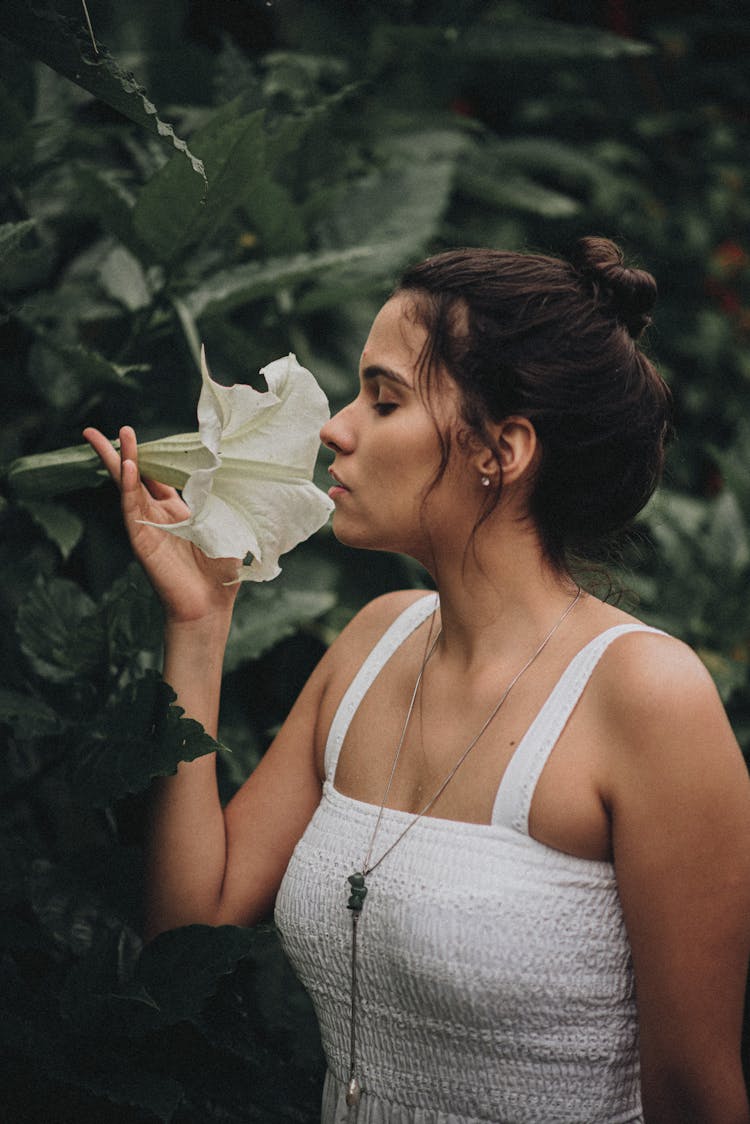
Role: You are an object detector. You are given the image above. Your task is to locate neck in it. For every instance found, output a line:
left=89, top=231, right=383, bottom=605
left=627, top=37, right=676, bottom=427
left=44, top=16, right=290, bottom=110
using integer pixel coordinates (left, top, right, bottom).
left=421, top=522, right=579, bottom=672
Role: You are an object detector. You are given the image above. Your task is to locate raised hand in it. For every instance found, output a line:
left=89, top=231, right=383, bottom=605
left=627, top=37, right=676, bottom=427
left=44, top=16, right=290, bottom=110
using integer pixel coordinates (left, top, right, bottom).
left=83, top=425, right=240, bottom=625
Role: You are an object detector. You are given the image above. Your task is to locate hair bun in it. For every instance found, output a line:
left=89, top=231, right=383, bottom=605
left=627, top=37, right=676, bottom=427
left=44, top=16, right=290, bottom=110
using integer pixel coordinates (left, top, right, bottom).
left=572, top=236, right=657, bottom=339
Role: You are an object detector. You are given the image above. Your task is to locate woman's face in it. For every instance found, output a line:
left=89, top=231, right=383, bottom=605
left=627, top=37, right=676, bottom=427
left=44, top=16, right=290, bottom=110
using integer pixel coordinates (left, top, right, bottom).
left=320, top=294, right=472, bottom=563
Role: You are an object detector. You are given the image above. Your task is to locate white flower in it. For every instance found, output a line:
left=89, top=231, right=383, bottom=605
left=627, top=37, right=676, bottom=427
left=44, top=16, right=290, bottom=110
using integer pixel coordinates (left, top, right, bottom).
left=137, top=348, right=334, bottom=582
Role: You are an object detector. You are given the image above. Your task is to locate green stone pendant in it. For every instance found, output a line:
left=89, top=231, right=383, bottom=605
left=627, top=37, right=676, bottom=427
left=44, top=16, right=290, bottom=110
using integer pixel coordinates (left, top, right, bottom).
left=347, top=871, right=368, bottom=912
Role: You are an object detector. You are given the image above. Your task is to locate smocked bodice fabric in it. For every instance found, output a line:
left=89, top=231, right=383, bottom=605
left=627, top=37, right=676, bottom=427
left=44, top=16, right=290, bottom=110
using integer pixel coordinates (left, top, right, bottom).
left=275, top=596, right=660, bottom=1123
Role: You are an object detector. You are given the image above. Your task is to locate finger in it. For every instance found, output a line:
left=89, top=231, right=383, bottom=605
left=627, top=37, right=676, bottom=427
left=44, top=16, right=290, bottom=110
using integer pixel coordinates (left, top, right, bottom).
left=144, top=477, right=179, bottom=501
left=120, top=457, right=147, bottom=526
left=119, top=426, right=179, bottom=502
left=119, top=426, right=139, bottom=469
left=82, top=427, right=122, bottom=486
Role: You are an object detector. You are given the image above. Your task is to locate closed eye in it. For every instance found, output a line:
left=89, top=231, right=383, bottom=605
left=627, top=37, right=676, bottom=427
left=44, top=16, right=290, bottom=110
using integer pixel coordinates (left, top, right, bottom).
left=373, top=402, right=398, bottom=416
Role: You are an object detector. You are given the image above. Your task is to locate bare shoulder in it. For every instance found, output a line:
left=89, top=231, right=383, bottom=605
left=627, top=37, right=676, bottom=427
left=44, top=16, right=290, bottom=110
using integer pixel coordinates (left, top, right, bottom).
left=593, top=626, right=728, bottom=735
left=307, top=589, right=434, bottom=776
left=591, top=624, right=749, bottom=797
left=323, top=588, right=434, bottom=670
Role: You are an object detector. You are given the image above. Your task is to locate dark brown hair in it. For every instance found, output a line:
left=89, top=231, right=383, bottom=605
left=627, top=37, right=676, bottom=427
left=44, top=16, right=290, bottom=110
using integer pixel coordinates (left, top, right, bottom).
left=397, top=236, right=673, bottom=570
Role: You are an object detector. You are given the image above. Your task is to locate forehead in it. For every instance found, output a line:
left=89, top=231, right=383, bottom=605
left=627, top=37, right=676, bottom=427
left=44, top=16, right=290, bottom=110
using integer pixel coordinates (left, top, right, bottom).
left=360, top=294, right=428, bottom=374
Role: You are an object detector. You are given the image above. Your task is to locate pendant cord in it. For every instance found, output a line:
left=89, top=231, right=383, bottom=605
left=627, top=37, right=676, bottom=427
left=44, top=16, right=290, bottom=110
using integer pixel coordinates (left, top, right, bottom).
left=349, top=912, right=360, bottom=1080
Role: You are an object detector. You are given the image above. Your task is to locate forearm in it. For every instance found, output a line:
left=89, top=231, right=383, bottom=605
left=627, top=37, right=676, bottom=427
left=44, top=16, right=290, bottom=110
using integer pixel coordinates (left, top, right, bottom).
left=145, top=615, right=233, bottom=937
left=642, top=1056, right=750, bottom=1124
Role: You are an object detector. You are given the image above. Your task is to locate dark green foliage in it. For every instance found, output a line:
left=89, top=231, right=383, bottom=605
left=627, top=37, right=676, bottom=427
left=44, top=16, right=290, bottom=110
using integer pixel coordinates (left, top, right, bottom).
left=1, top=0, right=749, bottom=1116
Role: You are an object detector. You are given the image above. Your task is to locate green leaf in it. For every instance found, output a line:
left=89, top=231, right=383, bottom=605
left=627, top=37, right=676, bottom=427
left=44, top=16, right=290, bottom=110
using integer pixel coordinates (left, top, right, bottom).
left=183, top=245, right=376, bottom=320
left=35, top=335, right=147, bottom=392
left=458, top=16, right=653, bottom=60
left=321, top=129, right=463, bottom=252
left=0, top=77, right=32, bottom=172
left=134, top=924, right=258, bottom=1025
left=0, top=688, right=60, bottom=739
left=99, top=245, right=152, bottom=311
left=101, top=562, right=163, bottom=665
left=21, top=499, right=84, bottom=560
left=225, top=585, right=336, bottom=672
left=133, top=103, right=273, bottom=265
left=6, top=442, right=111, bottom=499
left=466, top=137, right=636, bottom=211
left=296, top=129, right=463, bottom=312
left=705, top=490, right=750, bottom=573
left=60, top=923, right=260, bottom=1046
left=708, top=423, right=750, bottom=522
left=0, top=219, right=36, bottom=263
left=29, top=849, right=143, bottom=954
left=456, top=168, right=581, bottom=217
left=72, top=165, right=144, bottom=258
left=70, top=671, right=221, bottom=806
left=0, top=1, right=205, bottom=184
left=61, top=1058, right=183, bottom=1123
left=16, top=576, right=106, bottom=684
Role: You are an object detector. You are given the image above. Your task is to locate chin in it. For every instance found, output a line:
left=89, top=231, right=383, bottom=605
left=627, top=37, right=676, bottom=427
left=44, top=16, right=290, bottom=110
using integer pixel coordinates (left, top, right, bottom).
left=331, top=515, right=397, bottom=555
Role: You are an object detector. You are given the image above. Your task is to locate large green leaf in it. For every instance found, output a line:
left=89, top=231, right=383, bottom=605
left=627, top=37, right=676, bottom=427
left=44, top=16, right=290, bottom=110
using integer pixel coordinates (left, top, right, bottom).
left=296, top=129, right=464, bottom=313
left=101, top=562, right=163, bottom=666
left=457, top=15, right=653, bottom=60
left=99, top=245, right=153, bottom=311
left=135, top=925, right=258, bottom=1025
left=70, top=671, right=222, bottom=807
left=21, top=499, right=84, bottom=560
left=466, top=136, right=642, bottom=213
left=225, top=584, right=336, bottom=671
left=133, top=102, right=299, bottom=266
left=132, top=100, right=252, bottom=263
left=31, top=334, right=147, bottom=394
left=709, top=422, right=750, bottom=523
left=60, top=922, right=259, bottom=1037
left=0, top=219, right=36, bottom=263
left=318, top=129, right=464, bottom=252
left=0, top=0, right=205, bottom=182
left=71, top=165, right=146, bottom=260
left=183, top=245, right=376, bottom=319
left=16, top=576, right=106, bottom=684
left=457, top=167, right=581, bottom=217
left=29, top=849, right=143, bottom=954
left=0, top=688, right=61, bottom=740
left=6, top=442, right=110, bottom=499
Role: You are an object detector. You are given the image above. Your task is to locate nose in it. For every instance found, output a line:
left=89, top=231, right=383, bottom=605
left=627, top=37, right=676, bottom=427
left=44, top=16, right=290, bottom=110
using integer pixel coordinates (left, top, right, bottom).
left=320, top=398, right=356, bottom=454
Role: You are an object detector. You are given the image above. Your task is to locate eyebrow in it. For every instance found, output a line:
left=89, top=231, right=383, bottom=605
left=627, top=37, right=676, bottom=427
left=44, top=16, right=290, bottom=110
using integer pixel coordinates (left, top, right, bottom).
left=361, top=364, right=414, bottom=389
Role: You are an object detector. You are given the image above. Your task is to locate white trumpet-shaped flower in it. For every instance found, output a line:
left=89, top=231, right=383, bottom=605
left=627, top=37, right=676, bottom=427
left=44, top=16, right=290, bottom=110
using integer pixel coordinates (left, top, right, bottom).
left=136, top=348, right=334, bottom=582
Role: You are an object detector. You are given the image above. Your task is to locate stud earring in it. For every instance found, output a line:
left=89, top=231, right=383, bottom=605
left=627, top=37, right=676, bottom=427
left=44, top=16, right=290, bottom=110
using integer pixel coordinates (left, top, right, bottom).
left=481, top=475, right=491, bottom=487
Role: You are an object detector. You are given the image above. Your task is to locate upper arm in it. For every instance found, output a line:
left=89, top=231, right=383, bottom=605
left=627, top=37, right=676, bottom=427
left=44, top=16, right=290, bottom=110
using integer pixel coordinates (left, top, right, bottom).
left=216, top=589, right=426, bottom=926
left=603, top=637, right=750, bottom=1122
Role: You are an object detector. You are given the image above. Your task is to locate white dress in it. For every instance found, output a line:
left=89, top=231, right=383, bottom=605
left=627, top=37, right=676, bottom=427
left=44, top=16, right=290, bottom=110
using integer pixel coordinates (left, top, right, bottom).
left=275, top=595, right=659, bottom=1123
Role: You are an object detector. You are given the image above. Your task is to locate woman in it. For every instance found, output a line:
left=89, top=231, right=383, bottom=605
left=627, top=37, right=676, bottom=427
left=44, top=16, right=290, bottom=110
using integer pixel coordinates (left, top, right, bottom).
left=84, top=237, right=750, bottom=1124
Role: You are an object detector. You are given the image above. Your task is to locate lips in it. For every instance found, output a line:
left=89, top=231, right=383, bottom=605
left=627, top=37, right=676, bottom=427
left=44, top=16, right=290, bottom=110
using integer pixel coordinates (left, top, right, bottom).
left=328, top=467, right=350, bottom=491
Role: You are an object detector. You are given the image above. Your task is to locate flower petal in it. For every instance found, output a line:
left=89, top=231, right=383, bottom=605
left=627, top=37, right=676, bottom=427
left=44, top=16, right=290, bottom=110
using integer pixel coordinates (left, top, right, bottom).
left=137, top=348, right=333, bottom=581
left=195, top=345, right=279, bottom=457
left=218, top=353, right=331, bottom=474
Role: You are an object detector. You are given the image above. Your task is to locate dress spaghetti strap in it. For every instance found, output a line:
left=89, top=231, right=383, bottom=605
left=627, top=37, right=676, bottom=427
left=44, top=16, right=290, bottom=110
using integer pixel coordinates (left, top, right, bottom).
left=491, top=623, right=666, bottom=833
left=323, top=593, right=439, bottom=782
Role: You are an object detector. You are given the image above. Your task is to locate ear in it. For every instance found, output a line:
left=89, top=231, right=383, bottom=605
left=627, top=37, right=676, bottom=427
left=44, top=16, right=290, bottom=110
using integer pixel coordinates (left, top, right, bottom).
left=473, top=416, right=539, bottom=487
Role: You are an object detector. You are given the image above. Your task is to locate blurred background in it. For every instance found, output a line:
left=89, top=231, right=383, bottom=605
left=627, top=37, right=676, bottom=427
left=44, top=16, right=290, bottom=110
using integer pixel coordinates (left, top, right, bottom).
left=1, top=1, right=748, bottom=1119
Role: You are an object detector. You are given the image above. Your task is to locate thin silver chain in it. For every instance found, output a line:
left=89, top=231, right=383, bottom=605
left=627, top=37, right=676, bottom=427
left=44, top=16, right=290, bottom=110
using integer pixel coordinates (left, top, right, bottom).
left=362, top=586, right=582, bottom=875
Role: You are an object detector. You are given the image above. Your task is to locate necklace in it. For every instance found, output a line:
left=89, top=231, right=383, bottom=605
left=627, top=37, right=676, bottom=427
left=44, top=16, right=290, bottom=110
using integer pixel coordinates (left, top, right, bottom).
left=343, top=586, right=582, bottom=1109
